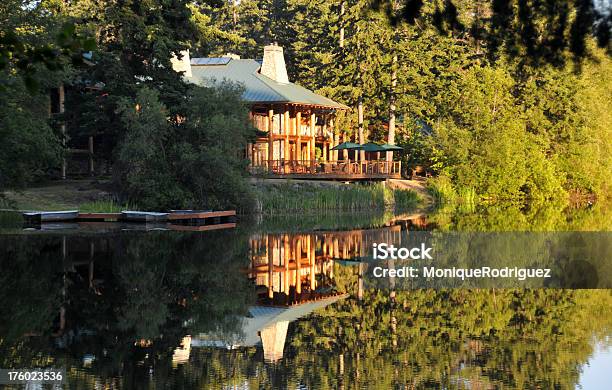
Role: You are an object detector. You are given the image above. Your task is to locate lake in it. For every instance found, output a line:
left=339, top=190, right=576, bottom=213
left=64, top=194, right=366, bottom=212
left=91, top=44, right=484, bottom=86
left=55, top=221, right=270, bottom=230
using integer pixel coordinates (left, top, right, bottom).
left=0, top=202, right=611, bottom=389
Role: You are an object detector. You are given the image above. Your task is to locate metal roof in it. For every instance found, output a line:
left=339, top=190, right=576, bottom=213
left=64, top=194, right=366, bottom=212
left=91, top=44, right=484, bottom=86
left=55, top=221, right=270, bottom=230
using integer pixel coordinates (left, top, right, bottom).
left=190, top=57, right=231, bottom=66
left=186, top=58, right=348, bottom=109
left=191, top=294, right=348, bottom=348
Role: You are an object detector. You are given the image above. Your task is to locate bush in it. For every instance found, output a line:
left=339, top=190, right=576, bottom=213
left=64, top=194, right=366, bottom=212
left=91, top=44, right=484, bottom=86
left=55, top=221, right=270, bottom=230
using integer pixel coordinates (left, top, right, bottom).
left=427, top=175, right=456, bottom=204
left=0, top=77, right=61, bottom=189
left=393, top=189, right=420, bottom=210
left=114, top=84, right=255, bottom=211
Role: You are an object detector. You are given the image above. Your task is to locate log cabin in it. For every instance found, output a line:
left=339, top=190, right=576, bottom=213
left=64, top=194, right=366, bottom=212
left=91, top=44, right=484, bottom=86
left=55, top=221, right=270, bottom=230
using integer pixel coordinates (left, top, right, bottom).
left=173, top=44, right=401, bottom=179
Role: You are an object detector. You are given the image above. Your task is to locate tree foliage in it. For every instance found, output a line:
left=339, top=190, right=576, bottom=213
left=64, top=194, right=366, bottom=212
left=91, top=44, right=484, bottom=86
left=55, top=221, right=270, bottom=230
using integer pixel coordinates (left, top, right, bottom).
left=190, top=0, right=610, bottom=200
left=1, top=0, right=610, bottom=203
left=115, top=84, right=255, bottom=211
left=0, top=76, right=62, bottom=189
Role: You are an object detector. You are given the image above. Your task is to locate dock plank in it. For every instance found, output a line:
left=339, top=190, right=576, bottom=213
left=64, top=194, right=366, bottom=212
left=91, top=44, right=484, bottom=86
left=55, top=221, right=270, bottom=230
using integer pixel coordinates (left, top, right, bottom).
left=77, top=213, right=122, bottom=221
left=167, top=210, right=236, bottom=221
left=168, top=223, right=237, bottom=231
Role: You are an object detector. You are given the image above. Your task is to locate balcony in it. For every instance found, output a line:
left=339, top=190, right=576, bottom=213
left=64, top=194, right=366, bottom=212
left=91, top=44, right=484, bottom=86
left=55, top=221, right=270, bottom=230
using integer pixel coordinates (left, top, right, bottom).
left=250, top=160, right=402, bottom=180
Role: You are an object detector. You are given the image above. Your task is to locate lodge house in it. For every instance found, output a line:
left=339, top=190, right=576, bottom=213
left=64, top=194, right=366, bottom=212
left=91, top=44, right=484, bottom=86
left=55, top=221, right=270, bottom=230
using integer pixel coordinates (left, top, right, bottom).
left=172, top=44, right=402, bottom=179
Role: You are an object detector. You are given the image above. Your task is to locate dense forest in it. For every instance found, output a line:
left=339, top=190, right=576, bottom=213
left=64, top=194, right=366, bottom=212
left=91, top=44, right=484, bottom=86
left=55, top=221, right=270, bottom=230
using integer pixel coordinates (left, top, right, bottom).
left=1, top=0, right=611, bottom=208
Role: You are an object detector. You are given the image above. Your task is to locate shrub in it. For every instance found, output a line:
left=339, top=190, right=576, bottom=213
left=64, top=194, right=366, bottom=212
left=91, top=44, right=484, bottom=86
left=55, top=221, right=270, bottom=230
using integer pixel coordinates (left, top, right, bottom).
left=0, top=77, right=61, bottom=189
left=114, top=84, right=255, bottom=212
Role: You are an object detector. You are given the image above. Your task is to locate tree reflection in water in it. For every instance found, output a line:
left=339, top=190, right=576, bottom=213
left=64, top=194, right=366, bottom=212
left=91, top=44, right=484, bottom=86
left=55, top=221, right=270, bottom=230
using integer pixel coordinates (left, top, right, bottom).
left=0, top=201, right=610, bottom=388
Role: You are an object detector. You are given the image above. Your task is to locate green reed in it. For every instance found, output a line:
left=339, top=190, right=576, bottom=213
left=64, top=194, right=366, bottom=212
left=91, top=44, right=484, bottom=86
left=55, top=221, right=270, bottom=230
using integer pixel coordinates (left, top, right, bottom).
left=79, top=200, right=135, bottom=213
left=256, top=182, right=420, bottom=215
left=427, top=176, right=476, bottom=211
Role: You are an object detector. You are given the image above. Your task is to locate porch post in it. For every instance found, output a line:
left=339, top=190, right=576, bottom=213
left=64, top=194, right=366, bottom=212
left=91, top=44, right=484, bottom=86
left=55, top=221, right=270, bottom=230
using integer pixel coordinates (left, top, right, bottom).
left=323, top=142, right=328, bottom=162
left=296, top=111, right=301, bottom=162
left=248, top=110, right=254, bottom=162
left=284, top=108, right=290, bottom=173
left=310, top=112, right=316, bottom=172
left=322, top=115, right=328, bottom=162
left=268, top=108, right=274, bottom=172
left=330, top=119, right=338, bottom=161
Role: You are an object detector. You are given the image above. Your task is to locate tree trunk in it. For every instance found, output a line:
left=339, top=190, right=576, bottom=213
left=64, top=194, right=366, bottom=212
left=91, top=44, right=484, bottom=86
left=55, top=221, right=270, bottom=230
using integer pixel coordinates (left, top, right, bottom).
left=387, top=1, right=400, bottom=163
left=387, top=54, right=397, bottom=163
left=339, top=2, right=345, bottom=48
left=358, top=96, right=365, bottom=161
left=232, top=0, right=238, bottom=29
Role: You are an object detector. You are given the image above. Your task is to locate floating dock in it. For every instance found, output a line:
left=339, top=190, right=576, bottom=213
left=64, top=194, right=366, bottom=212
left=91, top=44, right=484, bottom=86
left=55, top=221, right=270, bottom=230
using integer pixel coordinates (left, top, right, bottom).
left=23, top=209, right=237, bottom=230
left=121, top=211, right=169, bottom=222
left=23, top=210, right=79, bottom=223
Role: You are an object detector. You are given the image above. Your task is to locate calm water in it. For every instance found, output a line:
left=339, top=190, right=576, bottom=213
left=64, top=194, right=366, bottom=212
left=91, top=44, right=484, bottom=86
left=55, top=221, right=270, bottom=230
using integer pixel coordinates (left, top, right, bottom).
left=0, top=203, right=611, bottom=389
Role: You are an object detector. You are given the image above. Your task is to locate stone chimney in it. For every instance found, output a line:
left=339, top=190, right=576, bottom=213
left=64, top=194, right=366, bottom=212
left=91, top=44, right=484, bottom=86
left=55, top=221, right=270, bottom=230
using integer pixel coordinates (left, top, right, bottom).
left=260, top=320, right=289, bottom=362
left=260, top=44, right=289, bottom=84
left=171, top=49, right=192, bottom=78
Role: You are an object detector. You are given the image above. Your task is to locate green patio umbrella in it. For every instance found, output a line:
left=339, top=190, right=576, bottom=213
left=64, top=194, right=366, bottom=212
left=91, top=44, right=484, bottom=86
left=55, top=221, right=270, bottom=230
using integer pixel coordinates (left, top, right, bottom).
left=331, top=142, right=363, bottom=162
left=360, top=142, right=387, bottom=152
left=380, top=143, right=403, bottom=151
left=331, top=142, right=364, bottom=151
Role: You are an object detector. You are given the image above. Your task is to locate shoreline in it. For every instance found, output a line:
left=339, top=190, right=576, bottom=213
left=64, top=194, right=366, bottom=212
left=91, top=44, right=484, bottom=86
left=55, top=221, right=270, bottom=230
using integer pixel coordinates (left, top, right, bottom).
left=2, top=178, right=431, bottom=214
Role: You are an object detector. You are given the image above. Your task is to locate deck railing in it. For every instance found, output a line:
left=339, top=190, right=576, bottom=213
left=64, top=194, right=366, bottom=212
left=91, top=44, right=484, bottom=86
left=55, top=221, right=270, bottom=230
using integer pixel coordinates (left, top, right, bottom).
left=251, top=160, right=402, bottom=178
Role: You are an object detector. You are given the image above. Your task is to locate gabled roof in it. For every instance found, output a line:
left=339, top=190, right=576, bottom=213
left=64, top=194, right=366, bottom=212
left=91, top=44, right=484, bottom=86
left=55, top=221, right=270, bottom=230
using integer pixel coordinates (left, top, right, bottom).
left=191, top=294, right=348, bottom=349
left=186, top=58, right=348, bottom=109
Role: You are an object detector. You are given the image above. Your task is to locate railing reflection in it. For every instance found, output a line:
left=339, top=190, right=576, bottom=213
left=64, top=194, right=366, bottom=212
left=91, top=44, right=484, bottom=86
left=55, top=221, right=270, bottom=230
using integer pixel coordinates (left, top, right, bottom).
left=246, top=219, right=430, bottom=307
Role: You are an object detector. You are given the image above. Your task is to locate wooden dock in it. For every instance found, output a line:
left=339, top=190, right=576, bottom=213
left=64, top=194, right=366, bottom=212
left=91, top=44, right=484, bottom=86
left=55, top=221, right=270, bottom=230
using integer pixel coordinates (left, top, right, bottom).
left=23, top=210, right=79, bottom=223
left=23, top=210, right=237, bottom=230
left=77, top=213, right=122, bottom=221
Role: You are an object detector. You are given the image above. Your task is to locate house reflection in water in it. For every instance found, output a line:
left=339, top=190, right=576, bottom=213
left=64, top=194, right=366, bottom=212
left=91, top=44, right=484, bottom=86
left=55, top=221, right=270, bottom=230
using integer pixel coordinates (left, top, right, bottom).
left=188, top=218, right=429, bottom=363
left=190, top=232, right=352, bottom=363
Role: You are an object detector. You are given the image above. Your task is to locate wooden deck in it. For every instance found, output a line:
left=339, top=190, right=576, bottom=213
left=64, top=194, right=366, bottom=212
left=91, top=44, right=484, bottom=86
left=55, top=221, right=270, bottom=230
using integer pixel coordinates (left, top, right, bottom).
left=251, top=160, right=402, bottom=180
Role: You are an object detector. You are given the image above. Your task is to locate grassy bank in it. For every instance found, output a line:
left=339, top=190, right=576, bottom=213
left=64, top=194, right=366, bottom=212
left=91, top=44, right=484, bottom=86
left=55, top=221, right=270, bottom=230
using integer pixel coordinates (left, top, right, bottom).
left=2, top=179, right=421, bottom=216
left=0, top=197, right=132, bottom=213
left=254, top=182, right=420, bottom=215
left=1, top=179, right=115, bottom=211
